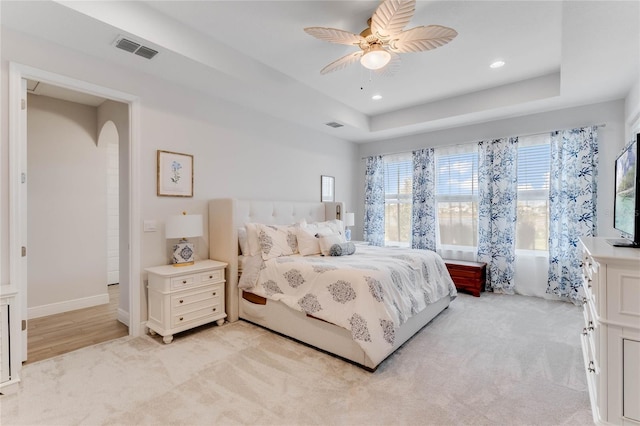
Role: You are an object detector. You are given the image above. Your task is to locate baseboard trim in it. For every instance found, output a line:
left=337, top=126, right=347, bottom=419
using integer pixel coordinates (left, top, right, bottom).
left=117, top=308, right=130, bottom=327
left=28, top=293, right=109, bottom=319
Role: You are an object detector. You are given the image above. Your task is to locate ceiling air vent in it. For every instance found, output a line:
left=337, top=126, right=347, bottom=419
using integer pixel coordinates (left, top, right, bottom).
left=135, top=46, right=159, bottom=60
left=325, top=121, right=344, bottom=128
left=113, top=36, right=158, bottom=60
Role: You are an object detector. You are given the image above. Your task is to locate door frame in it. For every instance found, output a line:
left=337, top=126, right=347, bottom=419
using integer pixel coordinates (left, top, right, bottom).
left=8, top=62, right=142, bottom=368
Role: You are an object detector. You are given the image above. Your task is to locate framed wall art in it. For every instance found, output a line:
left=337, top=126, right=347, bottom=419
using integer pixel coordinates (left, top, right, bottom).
left=321, top=175, right=335, bottom=202
left=157, top=150, right=194, bottom=197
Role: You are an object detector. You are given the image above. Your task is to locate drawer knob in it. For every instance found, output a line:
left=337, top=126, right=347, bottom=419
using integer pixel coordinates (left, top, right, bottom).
left=182, top=280, right=187, bottom=284
left=582, top=328, right=588, bottom=336
left=179, top=317, right=184, bottom=321
left=209, top=275, right=213, bottom=279
left=588, top=321, right=594, bottom=331
left=212, top=292, right=217, bottom=296
left=582, top=297, right=587, bottom=306
left=179, top=300, right=184, bottom=304
left=212, top=308, right=217, bottom=312
left=588, top=361, right=595, bottom=373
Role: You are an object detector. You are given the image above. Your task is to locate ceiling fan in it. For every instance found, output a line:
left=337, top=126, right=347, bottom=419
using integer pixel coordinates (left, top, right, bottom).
left=304, top=0, right=458, bottom=75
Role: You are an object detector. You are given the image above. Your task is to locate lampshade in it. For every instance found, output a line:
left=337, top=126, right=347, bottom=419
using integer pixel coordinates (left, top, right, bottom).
left=360, top=45, right=391, bottom=70
left=344, top=212, right=355, bottom=227
left=166, top=213, right=203, bottom=239
left=166, top=213, right=203, bottom=266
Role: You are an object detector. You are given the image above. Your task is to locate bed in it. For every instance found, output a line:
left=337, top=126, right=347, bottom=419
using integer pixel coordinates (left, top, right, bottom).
left=209, top=198, right=456, bottom=370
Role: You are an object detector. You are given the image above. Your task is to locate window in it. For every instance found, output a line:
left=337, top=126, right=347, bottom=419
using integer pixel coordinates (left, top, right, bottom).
left=384, top=154, right=412, bottom=246
left=435, top=146, right=479, bottom=247
left=376, top=135, right=550, bottom=251
left=516, top=135, right=550, bottom=251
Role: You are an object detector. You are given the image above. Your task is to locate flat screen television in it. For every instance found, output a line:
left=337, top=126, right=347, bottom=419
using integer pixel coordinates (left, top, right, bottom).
left=610, top=133, right=640, bottom=248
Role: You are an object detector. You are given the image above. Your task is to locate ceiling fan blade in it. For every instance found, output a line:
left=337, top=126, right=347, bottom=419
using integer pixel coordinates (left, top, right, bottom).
left=374, top=52, right=401, bottom=77
left=304, top=27, right=365, bottom=46
left=320, top=51, right=364, bottom=75
left=370, top=0, right=416, bottom=40
left=388, top=25, right=458, bottom=53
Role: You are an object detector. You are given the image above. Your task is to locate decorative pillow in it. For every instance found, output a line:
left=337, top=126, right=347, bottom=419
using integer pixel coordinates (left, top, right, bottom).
left=296, top=227, right=321, bottom=256
left=311, top=219, right=345, bottom=237
left=318, top=232, right=347, bottom=256
left=329, top=242, right=356, bottom=256
left=244, top=223, right=261, bottom=256
left=256, top=223, right=299, bottom=260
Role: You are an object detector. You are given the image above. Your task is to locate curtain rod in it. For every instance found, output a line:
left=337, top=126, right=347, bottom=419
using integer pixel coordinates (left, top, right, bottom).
left=360, top=123, right=606, bottom=160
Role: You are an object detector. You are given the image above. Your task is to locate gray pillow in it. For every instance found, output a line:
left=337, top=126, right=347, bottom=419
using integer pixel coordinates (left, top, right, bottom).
left=329, top=242, right=356, bottom=256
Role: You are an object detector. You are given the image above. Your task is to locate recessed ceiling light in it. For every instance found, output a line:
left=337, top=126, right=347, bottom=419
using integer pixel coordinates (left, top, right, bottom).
left=490, top=60, right=505, bottom=69
left=372, top=94, right=383, bottom=100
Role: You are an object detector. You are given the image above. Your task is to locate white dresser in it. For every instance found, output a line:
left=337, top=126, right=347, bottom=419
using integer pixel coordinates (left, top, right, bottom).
left=146, top=259, right=227, bottom=344
left=580, top=237, right=640, bottom=425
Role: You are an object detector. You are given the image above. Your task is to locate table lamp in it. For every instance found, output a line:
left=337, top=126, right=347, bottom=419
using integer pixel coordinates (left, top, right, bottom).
left=344, top=212, right=355, bottom=241
left=165, top=212, right=203, bottom=266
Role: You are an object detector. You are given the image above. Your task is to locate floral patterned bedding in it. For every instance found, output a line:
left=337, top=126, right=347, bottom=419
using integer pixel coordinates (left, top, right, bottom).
left=240, top=245, right=457, bottom=365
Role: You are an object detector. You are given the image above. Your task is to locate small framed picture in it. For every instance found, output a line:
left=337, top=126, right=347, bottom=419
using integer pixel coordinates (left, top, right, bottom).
left=321, top=175, right=335, bottom=202
left=157, top=150, right=193, bottom=197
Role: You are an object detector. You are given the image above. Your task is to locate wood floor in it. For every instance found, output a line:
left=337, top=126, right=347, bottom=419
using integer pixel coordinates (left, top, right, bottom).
left=26, top=284, right=129, bottom=364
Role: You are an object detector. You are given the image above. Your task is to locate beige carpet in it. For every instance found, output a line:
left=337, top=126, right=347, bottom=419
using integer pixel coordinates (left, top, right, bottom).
left=0, top=293, right=592, bottom=425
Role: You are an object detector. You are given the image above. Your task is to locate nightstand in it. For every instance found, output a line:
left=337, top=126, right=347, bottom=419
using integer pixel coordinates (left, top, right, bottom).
left=145, top=259, right=227, bottom=343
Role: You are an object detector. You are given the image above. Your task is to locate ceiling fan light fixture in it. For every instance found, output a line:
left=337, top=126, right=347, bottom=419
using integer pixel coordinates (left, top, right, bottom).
left=360, top=45, right=391, bottom=70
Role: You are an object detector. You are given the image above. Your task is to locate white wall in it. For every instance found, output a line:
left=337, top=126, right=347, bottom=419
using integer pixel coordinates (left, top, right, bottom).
left=626, top=77, right=640, bottom=134
left=26, top=94, right=108, bottom=315
left=356, top=100, right=628, bottom=240
left=97, top=100, right=130, bottom=323
left=1, top=28, right=358, bottom=323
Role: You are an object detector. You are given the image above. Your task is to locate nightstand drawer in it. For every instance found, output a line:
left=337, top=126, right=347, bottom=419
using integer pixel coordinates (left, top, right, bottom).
left=171, top=286, right=222, bottom=309
left=171, top=275, right=195, bottom=289
left=172, top=302, right=223, bottom=327
left=170, top=270, right=224, bottom=290
left=201, top=269, right=224, bottom=284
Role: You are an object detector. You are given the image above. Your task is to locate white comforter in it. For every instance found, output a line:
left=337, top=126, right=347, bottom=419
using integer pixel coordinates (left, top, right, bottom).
left=240, top=245, right=457, bottom=365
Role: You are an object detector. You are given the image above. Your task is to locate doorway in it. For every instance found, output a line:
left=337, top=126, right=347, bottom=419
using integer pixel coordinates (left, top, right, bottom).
left=24, top=84, right=128, bottom=362
left=8, top=63, right=142, bottom=372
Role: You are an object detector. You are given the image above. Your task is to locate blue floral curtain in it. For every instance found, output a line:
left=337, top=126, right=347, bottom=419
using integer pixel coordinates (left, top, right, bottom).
left=412, top=148, right=437, bottom=251
left=477, top=137, right=518, bottom=293
left=363, top=155, right=385, bottom=246
left=547, top=126, right=598, bottom=304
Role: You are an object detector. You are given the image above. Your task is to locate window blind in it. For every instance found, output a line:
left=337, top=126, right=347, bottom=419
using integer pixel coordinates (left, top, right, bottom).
left=517, top=136, right=550, bottom=197
left=435, top=150, right=478, bottom=197
left=384, top=155, right=413, bottom=196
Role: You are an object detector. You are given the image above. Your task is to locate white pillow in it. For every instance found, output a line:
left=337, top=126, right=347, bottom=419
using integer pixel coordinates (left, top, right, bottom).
left=311, top=219, right=345, bottom=237
left=256, top=223, right=299, bottom=260
left=318, top=232, right=346, bottom=256
left=244, top=223, right=261, bottom=256
left=297, top=227, right=321, bottom=256
left=297, top=221, right=337, bottom=256
left=238, top=227, right=249, bottom=255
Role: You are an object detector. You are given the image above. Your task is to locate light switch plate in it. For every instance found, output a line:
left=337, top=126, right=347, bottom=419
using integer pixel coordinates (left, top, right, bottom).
left=143, top=220, right=157, bottom=232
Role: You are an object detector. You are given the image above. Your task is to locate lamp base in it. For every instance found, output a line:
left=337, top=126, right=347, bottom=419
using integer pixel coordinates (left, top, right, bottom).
left=172, top=261, right=195, bottom=267
left=172, top=241, right=195, bottom=266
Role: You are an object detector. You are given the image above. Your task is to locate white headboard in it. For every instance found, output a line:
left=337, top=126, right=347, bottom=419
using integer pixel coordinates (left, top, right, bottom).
left=208, top=198, right=345, bottom=322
